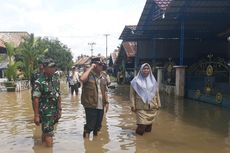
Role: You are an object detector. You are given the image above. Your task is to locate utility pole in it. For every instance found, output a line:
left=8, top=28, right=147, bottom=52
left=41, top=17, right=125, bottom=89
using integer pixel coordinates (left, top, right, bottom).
left=88, top=42, right=96, bottom=57
left=104, top=34, right=110, bottom=60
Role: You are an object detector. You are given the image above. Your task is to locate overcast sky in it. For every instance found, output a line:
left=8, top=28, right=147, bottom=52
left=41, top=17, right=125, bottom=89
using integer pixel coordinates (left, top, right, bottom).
left=0, top=0, right=145, bottom=59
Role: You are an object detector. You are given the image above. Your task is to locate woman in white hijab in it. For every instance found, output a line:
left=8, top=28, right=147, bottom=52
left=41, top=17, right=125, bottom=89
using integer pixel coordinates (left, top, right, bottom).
left=130, top=63, right=161, bottom=135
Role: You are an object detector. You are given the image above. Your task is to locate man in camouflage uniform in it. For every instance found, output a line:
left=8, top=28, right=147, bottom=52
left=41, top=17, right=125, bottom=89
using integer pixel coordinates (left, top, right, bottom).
left=33, top=58, right=62, bottom=147
left=31, top=63, right=44, bottom=109
left=31, top=64, right=44, bottom=89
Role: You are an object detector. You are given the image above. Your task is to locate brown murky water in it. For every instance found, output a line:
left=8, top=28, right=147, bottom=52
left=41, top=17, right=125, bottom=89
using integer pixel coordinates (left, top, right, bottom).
left=0, top=81, right=230, bottom=153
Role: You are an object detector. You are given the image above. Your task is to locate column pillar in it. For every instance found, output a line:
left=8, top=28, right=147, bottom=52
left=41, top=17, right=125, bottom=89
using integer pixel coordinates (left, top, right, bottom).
left=173, top=65, right=187, bottom=97
left=156, top=67, right=164, bottom=84
left=156, top=67, right=164, bottom=92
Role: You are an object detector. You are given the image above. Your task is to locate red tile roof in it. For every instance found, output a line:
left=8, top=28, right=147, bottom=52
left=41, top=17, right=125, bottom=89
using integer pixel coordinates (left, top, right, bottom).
left=0, top=39, right=5, bottom=48
left=0, top=32, right=29, bottom=47
left=122, top=42, right=137, bottom=58
left=75, top=56, right=91, bottom=65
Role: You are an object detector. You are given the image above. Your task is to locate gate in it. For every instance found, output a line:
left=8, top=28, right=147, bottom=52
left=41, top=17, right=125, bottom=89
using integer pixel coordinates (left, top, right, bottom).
left=186, top=54, right=230, bottom=107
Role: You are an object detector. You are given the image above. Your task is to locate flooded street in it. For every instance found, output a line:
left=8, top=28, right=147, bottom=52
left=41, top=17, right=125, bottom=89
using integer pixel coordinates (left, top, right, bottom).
left=0, top=81, right=230, bottom=153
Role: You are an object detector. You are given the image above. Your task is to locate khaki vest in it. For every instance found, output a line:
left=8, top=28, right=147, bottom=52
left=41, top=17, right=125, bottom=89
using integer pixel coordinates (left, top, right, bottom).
left=81, top=72, right=108, bottom=108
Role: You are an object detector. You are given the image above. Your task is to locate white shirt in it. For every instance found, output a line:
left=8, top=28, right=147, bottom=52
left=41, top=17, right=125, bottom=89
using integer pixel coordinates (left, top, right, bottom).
left=96, top=75, right=103, bottom=110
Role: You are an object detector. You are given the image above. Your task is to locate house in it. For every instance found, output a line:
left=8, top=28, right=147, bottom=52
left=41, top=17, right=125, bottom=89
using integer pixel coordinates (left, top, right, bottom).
left=114, top=41, right=137, bottom=84
left=74, top=56, right=91, bottom=73
left=0, top=31, right=29, bottom=78
left=119, top=0, right=230, bottom=106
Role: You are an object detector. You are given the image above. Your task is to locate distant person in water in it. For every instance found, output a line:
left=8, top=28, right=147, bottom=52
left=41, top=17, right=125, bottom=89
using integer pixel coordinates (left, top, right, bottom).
left=130, top=63, right=161, bottom=135
left=69, top=66, right=80, bottom=95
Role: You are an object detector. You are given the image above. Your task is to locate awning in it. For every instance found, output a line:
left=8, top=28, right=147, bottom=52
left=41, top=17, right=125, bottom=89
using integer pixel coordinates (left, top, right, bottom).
left=121, top=0, right=230, bottom=40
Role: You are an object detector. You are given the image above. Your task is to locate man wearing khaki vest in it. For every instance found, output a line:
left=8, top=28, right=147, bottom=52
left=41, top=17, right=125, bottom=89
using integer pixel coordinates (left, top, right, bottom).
left=80, top=57, right=109, bottom=138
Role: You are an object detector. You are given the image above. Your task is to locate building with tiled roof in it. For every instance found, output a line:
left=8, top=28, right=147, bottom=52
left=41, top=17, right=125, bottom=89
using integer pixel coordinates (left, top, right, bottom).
left=74, top=56, right=91, bottom=67
left=119, top=0, right=230, bottom=105
left=122, top=42, right=137, bottom=58
left=113, top=41, right=137, bottom=83
left=0, top=32, right=29, bottom=47
left=0, top=39, right=5, bottom=48
left=0, top=31, right=29, bottom=78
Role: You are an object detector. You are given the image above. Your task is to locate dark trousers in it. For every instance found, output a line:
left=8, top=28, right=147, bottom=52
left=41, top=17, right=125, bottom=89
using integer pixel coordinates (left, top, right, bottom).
left=84, top=108, right=104, bottom=133
left=70, top=84, right=78, bottom=95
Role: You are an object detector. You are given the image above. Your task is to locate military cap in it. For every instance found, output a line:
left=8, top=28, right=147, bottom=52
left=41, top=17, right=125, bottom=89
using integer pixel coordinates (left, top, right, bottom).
left=42, top=58, right=56, bottom=67
left=91, top=57, right=105, bottom=65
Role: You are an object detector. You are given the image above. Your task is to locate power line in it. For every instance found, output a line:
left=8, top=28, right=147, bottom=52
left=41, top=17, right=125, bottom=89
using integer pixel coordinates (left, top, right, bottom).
left=104, top=34, right=110, bottom=59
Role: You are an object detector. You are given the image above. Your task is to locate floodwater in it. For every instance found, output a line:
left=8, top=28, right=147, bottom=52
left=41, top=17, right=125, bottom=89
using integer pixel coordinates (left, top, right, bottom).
left=0, top=81, right=230, bottom=153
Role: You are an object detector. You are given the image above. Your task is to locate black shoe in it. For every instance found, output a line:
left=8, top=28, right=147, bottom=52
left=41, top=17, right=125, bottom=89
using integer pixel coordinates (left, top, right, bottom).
left=93, top=130, right=98, bottom=136
left=83, top=131, right=89, bottom=138
left=136, top=124, right=146, bottom=135
left=145, top=124, right=152, bottom=132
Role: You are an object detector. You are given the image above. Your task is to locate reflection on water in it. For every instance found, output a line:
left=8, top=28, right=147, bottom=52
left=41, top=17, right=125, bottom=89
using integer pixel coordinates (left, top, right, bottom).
left=0, top=82, right=230, bottom=153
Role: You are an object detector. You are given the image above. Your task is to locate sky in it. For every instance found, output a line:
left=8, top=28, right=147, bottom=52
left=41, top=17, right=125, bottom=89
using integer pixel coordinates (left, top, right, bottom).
left=0, top=0, right=146, bottom=60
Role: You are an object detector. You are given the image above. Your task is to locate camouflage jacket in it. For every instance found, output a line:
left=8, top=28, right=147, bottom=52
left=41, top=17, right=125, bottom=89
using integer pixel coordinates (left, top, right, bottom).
left=33, top=74, right=60, bottom=116
left=31, top=71, right=43, bottom=90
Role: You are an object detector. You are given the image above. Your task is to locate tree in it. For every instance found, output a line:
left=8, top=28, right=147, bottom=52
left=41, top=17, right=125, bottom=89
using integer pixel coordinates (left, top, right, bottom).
left=17, top=35, right=73, bottom=78
left=5, top=42, right=17, bottom=81
left=17, top=34, right=47, bottom=79
left=42, top=38, right=73, bottom=72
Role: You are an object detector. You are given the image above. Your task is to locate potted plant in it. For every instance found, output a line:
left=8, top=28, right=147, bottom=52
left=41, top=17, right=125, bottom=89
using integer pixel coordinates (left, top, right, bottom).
left=4, top=81, right=16, bottom=92
left=4, top=42, right=17, bottom=92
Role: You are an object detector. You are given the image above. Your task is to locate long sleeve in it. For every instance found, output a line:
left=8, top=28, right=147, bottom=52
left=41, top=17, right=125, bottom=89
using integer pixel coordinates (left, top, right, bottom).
left=80, top=66, right=94, bottom=83
left=156, top=90, right=161, bottom=108
left=130, top=86, right=136, bottom=109
left=149, top=90, right=161, bottom=110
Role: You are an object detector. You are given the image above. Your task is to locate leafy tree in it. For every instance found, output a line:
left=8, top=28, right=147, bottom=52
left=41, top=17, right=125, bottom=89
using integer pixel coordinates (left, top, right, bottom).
left=17, top=34, right=47, bottom=79
left=5, top=42, right=17, bottom=81
left=42, top=38, right=73, bottom=72
left=16, top=34, right=73, bottom=79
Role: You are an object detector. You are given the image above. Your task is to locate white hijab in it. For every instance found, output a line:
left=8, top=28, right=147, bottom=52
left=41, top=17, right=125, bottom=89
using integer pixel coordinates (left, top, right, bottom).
left=131, top=63, right=158, bottom=103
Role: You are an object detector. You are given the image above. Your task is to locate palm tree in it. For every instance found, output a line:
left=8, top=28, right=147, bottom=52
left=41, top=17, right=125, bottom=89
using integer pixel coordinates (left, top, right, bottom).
left=5, top=42, right=17, bottom=81
left=17, top=34, right=46, bottom=79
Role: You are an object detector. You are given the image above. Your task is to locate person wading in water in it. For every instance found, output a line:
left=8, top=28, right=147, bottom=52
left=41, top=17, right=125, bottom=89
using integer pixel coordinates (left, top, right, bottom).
left=33, top=58, right=62, bottom=147
left=80, top=57, right=109, bottom=138
left=130, top=63, right=161, bottom=135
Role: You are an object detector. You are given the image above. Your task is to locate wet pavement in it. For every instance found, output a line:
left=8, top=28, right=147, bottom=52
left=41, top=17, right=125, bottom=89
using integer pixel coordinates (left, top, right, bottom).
left=0, top=81, right=230, bottom=153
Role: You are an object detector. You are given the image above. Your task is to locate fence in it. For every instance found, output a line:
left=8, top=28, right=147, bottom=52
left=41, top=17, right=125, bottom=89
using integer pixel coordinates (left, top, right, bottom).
left=15, top=80, right=30, bottom=91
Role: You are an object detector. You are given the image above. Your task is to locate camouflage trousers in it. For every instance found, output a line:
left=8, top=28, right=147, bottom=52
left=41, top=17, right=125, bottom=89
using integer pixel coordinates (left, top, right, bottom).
left=40, top=113, right=59, bottom=136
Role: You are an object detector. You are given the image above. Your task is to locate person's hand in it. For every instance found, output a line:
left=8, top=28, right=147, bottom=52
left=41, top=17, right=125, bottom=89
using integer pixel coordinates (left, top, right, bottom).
left=91, top=63, right=96, bottom=69
left=105, top=104, right=109, bottom=113
left=131, top=106, right=136, bottom=112
left=34, top=115, right=40, bottom=126
left=58, top=109, right=62, bottom=119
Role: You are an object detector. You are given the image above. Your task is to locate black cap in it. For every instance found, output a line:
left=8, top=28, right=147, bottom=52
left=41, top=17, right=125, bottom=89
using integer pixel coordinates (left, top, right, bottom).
left=91, top=57, right=105, bottom=65
left=42, top=58, right=56, bottom=67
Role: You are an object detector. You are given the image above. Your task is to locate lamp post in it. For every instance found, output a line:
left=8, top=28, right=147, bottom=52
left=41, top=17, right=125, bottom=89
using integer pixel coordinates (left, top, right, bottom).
left=104, top=34, right=110, bottom=60
left=88, top=42, right=96, bottom=57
